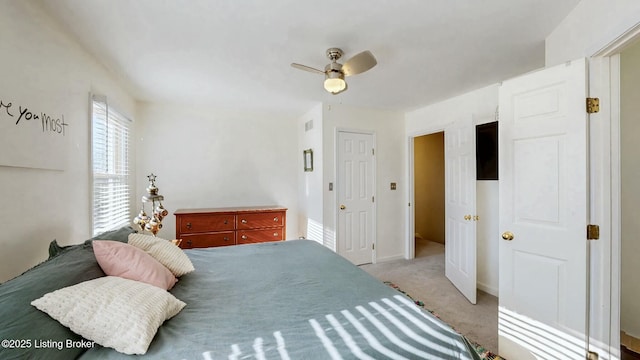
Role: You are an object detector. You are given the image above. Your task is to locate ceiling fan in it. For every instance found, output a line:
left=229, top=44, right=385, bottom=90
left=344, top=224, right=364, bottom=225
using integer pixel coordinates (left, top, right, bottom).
left=291, top=48, right=377, bottom=95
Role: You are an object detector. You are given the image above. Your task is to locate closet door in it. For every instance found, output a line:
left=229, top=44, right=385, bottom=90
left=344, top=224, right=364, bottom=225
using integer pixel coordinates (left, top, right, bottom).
left=444, top=116, right=477, bottom=305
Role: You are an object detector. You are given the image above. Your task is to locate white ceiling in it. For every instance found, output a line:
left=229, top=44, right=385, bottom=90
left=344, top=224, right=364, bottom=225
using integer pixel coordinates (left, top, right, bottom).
left=37, top=0, right=581, bottom=117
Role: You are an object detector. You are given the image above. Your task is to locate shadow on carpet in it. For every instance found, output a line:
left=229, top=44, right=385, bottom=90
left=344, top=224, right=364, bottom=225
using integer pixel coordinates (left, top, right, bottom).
left=384, top=281, right=505, bottom=360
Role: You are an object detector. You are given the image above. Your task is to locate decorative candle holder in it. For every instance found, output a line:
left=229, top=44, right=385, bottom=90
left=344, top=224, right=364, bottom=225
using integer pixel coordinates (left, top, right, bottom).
left=133, top=173, right=168, bottom=236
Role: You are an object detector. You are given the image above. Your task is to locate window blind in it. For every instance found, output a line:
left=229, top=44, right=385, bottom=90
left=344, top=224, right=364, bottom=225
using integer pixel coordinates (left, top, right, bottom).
left=91, top=95, right=132, bottom=236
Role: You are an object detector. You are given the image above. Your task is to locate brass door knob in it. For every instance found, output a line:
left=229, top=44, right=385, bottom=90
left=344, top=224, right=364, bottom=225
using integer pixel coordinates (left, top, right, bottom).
left=340, top=205, right=346, bottom=210
left=501, top=231, right=514, bottom=241
left=464, top=215, right=471, bottom=221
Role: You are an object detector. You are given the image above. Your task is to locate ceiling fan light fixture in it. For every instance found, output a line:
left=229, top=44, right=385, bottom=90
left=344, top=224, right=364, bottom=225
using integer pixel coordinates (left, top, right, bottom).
left=324, top=71, right=347, bottom=94
left=292, top=47, right=375, bottom=95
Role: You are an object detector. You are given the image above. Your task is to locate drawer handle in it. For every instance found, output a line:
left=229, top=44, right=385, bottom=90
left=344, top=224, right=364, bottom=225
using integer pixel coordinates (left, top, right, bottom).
left=273, top=217, right=279, bottom=222
left=224, top=219, right=228, bottom=224
left=223, top=236, right=229, bottom=241
left=187, top=239, right=192, bottom=246
left=186, top=222, right=192, bottom=229
left=273, top=232, right=278, bottom=237
left=241, top=219, right=248, bottom=224
left=242, top=235, right=248, bottom=240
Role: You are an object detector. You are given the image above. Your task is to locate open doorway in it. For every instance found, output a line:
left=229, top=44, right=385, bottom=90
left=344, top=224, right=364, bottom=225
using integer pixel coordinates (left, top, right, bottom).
left=406, top=126, right=499, bottom=352
left=413, top=132, right=445, bottom=258
left=409, top=124, right=500, bottom=298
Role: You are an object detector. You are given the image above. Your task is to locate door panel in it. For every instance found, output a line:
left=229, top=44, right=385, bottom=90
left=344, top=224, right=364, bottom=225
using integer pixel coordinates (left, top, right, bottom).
left=514, top=137, right=563, bottom=225
left=337, top=131, right=375, bottom=265
left=445, top=119, right=477, bottom=304
left=498, top=58, right=588, bottom=359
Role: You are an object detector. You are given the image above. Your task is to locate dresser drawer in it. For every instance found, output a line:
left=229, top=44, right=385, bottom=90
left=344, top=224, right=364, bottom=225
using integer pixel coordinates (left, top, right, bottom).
left=178, top=214, right=235, bottom=233
left=237, top=211, right=285, bottom=230
left=237, top=228, right=284, bottom=244
left=179, top=232, right=236, bottom=249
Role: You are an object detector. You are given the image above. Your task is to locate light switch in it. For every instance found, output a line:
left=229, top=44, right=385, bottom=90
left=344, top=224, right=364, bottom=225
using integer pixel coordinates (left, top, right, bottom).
left=390, top=182, right=397, bottom=190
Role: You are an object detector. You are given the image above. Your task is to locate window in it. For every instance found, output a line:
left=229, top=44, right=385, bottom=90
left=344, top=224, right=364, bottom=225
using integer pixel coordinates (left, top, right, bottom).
left=91, top=95, right=132, bottom=236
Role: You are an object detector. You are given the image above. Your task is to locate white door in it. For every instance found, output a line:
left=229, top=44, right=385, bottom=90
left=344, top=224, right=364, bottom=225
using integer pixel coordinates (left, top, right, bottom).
left=498, top=58, right=588, bottom=359
left=337, top=130, right=375, bottom=265
left=444, top=118, right=477, bottom=304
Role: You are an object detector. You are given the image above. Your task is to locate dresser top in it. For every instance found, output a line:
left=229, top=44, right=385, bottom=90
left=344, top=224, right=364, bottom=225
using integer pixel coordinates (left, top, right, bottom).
left=174, top=205, right=287, bottom=215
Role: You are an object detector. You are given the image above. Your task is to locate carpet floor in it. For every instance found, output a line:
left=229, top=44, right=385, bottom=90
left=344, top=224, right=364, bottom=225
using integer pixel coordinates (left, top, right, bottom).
left=360, top=239, right=499, bottom=356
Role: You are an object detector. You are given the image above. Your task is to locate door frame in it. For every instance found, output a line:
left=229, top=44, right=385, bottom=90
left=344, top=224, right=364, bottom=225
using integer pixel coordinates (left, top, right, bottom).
left=588, top=19, right=640, bottom=357
left=335, top=127, right=377, bottom=264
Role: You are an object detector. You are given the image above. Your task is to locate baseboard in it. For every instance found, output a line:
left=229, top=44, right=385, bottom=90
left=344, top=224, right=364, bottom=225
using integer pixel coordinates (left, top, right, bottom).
left=622, top=331, right=640, bottom=354
left=477, top=281, right=498, bottom=297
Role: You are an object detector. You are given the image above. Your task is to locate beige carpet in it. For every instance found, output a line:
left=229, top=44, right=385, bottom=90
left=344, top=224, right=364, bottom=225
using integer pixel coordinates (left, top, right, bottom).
left=360, top=238, right=499, bottom=355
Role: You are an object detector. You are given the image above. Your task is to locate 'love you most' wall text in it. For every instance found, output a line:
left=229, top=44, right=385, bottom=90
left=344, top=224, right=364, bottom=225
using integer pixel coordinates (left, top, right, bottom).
left=0, top=96, right=70, bottom=171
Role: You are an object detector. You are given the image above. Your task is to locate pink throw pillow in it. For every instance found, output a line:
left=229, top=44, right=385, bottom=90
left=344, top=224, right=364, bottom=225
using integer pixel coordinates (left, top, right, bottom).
left=93, top=240, right=177, bottom=290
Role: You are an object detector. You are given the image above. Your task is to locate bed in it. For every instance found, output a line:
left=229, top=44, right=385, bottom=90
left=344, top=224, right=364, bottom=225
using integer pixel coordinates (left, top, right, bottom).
left=0, top=228, right=481, bottom=360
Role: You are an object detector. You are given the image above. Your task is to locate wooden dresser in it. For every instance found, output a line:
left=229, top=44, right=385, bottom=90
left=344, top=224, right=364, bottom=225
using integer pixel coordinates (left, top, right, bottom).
left=174, top=206, right=287, bottom=249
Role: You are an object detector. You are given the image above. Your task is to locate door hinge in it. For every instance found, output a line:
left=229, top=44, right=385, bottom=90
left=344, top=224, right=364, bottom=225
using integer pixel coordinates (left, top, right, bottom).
left=586, top=97, right=600, bottom=114
left=587, top=224, right=600, bottom=240
left=587, top=351, right=599, bottom=360
left=372, top=243, right=375, bottom=250
left=372, top=148, right=375, bottom=155
left=372, top=196, right=375, bottom=202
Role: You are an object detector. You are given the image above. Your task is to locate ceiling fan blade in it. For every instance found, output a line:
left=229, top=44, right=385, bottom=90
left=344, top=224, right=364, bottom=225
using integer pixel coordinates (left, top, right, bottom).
left=342, top=50, right=377, bottom=76
left=291, top=63, right=325, bottom=75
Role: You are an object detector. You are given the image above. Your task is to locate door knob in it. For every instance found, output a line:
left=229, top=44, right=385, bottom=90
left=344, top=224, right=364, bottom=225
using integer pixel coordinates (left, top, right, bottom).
left=340, top=205, right=346, bottom=210
left=464, top=215, right=471, bottom=221
left=501, top=231, right=514, bottom=241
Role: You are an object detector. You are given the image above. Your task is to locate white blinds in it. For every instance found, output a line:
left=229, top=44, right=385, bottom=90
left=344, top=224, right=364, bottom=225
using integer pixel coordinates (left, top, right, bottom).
left=91, top=95, right=132, bottom=236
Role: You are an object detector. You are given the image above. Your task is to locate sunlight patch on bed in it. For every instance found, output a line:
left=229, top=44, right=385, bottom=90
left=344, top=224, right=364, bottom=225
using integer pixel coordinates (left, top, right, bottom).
left=310, top=296, right=474, bottom=360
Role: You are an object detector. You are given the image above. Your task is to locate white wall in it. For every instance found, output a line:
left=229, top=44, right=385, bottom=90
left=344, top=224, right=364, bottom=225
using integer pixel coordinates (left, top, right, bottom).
left=476, top=181, right=499, bottom=296
left=135, top=103, right=299, bottom=241
left=297, top=103, right=324, bottom=243
left=321, top=104, right=405, bottom=261
left=545, top=0, right=640, bottom=65
left=405, top=84, right=500, bottom=295
left=406, top=84, right=499, bottom=134
left=620, top=42, right=640, bottom=338
left=0, top=1, right=135, bottom=282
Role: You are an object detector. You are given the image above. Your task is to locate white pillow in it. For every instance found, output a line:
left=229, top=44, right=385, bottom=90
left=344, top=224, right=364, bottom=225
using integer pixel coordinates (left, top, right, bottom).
left=128, top=233, right=195, bottom=277
left=31, top=276, right=186, bottom=355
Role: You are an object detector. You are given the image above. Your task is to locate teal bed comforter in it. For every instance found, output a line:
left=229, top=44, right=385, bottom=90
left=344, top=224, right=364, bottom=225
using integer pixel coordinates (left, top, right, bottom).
left=1, top=235, right=480, bottom=359
left=81, top=240, right=480, bottom=359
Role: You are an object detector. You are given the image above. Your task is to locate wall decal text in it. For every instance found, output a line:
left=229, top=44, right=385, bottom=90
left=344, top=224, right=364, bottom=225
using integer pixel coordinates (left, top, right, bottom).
left=1, top=98, right=68, bottom=136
